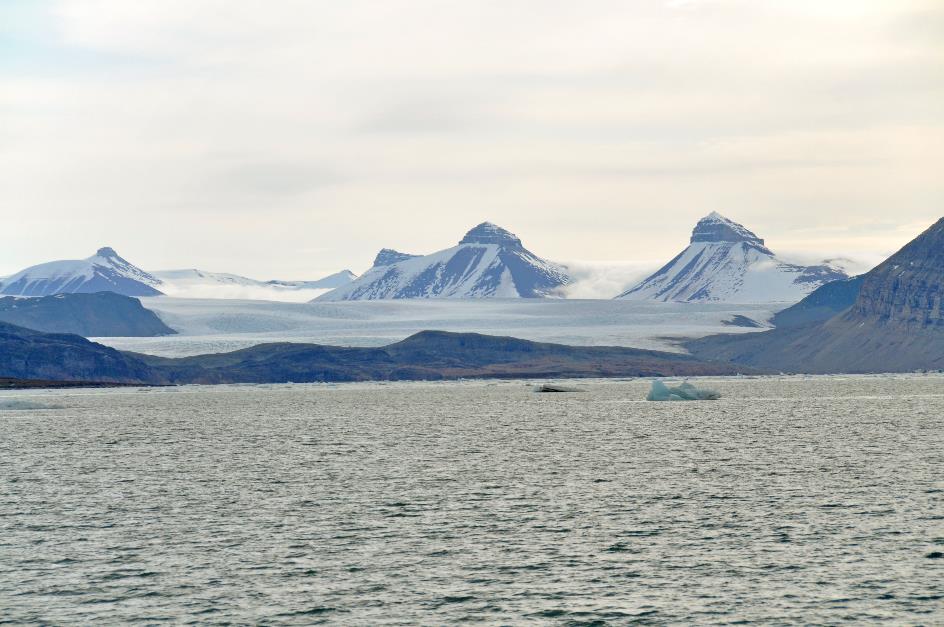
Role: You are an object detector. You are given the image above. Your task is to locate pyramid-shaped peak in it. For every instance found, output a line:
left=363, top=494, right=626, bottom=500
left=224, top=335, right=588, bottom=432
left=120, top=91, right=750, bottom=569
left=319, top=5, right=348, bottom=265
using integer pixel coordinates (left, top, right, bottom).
left=96, top=246, right=119, bottom=258
left=459, top=222, right=522, bottom=247
left=691, top=213, right=764, bottom=245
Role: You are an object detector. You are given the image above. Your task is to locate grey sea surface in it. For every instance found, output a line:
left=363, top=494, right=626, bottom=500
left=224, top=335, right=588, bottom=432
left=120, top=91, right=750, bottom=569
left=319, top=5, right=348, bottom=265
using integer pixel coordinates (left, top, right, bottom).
left=1, top=375, right=942, bottom=625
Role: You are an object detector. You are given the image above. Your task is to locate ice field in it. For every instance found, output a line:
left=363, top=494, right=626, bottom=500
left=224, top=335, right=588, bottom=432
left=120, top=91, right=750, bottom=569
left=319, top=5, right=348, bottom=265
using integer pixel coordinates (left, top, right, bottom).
left=95, top=297, right=783, bottom=357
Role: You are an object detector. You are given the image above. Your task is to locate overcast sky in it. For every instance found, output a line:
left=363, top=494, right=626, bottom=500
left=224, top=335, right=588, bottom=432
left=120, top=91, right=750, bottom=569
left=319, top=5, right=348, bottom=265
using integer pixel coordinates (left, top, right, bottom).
left=1, top=0, right=942, bottom=279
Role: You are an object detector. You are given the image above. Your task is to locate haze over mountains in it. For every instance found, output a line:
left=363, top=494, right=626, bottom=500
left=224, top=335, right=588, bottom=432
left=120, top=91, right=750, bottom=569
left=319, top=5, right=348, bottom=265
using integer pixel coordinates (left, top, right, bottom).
left=618, top=213, right=849, bottom=303
left=0, top=216, right=862, bottom=303
left=151, top=269, right=357, bottom=301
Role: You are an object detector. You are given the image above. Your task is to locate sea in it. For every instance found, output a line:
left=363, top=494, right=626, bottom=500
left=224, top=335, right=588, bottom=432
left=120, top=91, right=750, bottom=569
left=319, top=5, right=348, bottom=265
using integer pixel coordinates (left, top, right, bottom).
left=1, top=375, right=942, bottom=625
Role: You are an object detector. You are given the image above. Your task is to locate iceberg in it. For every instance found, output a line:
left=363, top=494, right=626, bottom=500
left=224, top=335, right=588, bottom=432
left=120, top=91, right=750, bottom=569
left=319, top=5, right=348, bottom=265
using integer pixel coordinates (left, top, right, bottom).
left=646, top=380, right=720, bottom=402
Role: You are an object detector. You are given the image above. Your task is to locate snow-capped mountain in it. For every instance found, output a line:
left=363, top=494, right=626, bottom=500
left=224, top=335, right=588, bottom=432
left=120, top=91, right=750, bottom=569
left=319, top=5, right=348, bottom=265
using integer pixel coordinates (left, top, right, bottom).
left=318, top=222, right=572, bottom=301
left=616, top=212, right=849, bottom=303
left=0, top=247, right=357, bottom=302
left=0, top=247, right=164, bottom=297
left=152, top=268, right=356, bottom=301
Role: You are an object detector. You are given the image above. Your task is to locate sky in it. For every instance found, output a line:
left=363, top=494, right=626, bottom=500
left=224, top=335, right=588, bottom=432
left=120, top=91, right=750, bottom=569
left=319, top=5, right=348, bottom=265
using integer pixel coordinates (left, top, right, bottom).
left=1, top=0, right=942, bottom=281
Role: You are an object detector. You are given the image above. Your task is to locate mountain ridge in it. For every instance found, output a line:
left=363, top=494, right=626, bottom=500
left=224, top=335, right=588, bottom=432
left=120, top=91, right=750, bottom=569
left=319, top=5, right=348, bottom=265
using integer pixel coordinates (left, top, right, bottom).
left=0, top=322, right=755, bottom=385
left=318, top=222, right=572, bottom=301
left=0, top=248, right=163, bottom=298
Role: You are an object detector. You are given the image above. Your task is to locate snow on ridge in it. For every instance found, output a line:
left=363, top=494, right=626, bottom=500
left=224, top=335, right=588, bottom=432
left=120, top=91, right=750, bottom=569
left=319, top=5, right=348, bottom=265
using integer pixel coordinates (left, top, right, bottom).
left=618, top=215, right=850, bottom=304
left=0, top=248, right=163, bottom=298
left=318, top=222, right=571, bottom=301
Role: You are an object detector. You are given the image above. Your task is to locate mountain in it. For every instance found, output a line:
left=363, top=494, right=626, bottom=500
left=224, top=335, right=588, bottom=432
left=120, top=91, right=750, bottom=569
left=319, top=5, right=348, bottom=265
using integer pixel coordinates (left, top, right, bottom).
left=318, top=222, right=572, bottom=301
left=0, top=321, right=155, bottom=383
left=687, top=217, right=944, bottom=373
left=616, top=213, right=849, bottom=303
left=0, top=292, right=176, bottom=337
left=0, top=248, right=356, bottom=302
left=133, top=330, right=754, bottom=384
left=151, top=268, right=356, bottom=300
left=770, top=276, right=864, bottom=328
left=0, top=247, right=163, bottom=297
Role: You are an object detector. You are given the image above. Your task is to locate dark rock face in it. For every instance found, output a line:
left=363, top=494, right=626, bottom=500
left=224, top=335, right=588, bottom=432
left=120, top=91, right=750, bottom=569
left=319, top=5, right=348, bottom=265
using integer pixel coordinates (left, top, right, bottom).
left=372, top=249, right=420, bottom=267
left=0, top=292, right=176, bottom=337
left=0, top=322, right=155, bottom=383
left=690, top=212, right=767, bottom=246
left=722, top=315, right=764, bottom=328
left=850, top=218, right=944, bottom=326
left=459, top=222, right=524, bottom=247
left=772, top=276, right=865, bottom=328
left=689, top=217, right=944, bottom=373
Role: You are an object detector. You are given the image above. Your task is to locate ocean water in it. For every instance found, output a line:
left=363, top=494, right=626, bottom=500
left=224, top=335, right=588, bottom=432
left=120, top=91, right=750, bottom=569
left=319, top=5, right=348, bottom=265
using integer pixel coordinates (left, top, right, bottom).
left=1, top=376, right=942, bottom=625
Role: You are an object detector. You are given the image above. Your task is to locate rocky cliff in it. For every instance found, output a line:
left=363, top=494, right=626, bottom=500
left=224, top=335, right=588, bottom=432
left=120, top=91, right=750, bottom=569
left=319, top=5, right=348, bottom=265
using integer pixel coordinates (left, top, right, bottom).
left=688, top=217, right=944, bottom=373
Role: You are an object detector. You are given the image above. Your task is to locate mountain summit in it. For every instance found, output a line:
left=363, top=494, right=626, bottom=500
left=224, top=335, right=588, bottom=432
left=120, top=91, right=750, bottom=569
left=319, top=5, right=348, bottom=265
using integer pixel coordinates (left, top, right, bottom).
left=0, top=248, right=163, bottom=298
left=459, top=222, right=524, bottom=247
left=617, top=213, right=848, bottom=303
left=318, top=222, right=571, bottom=300
left=690, top=212, right=767, bottom=246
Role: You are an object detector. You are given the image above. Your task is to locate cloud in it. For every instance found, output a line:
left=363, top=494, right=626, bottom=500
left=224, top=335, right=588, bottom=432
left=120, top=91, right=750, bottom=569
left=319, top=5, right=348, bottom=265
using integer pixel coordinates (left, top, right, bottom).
left=0, top=0, right=941, bottom=279
left=560, top=260, right=660, bottom=299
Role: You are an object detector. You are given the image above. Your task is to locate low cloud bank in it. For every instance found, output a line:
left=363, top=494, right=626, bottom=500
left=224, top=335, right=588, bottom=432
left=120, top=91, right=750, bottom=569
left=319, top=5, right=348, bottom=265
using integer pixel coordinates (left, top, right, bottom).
left=157, top=284, right=332, bottom=303
left=559, top=260, right=659, bottom=300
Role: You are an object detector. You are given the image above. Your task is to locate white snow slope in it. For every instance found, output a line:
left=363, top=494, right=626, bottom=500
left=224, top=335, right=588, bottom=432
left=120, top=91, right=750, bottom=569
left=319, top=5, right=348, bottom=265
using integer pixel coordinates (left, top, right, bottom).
left=151, top=269, right=356, bottom=302
left=318, top=222, right=571, bottom=301
left=0, top=247, right=163, bottom=297
left=617, top=213, right=849, bottom=304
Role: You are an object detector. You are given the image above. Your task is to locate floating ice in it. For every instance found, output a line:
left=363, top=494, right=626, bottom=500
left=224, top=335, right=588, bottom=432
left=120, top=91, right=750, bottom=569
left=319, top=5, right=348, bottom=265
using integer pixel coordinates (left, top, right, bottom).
left=646, top=380, right=720, bottom=401
left=0, top=399, right=61, bottom=410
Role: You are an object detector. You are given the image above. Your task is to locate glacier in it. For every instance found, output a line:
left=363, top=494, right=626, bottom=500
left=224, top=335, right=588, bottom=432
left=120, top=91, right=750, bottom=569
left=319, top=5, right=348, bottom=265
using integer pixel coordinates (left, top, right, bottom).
left=94, top=297, right=779, bottom=358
